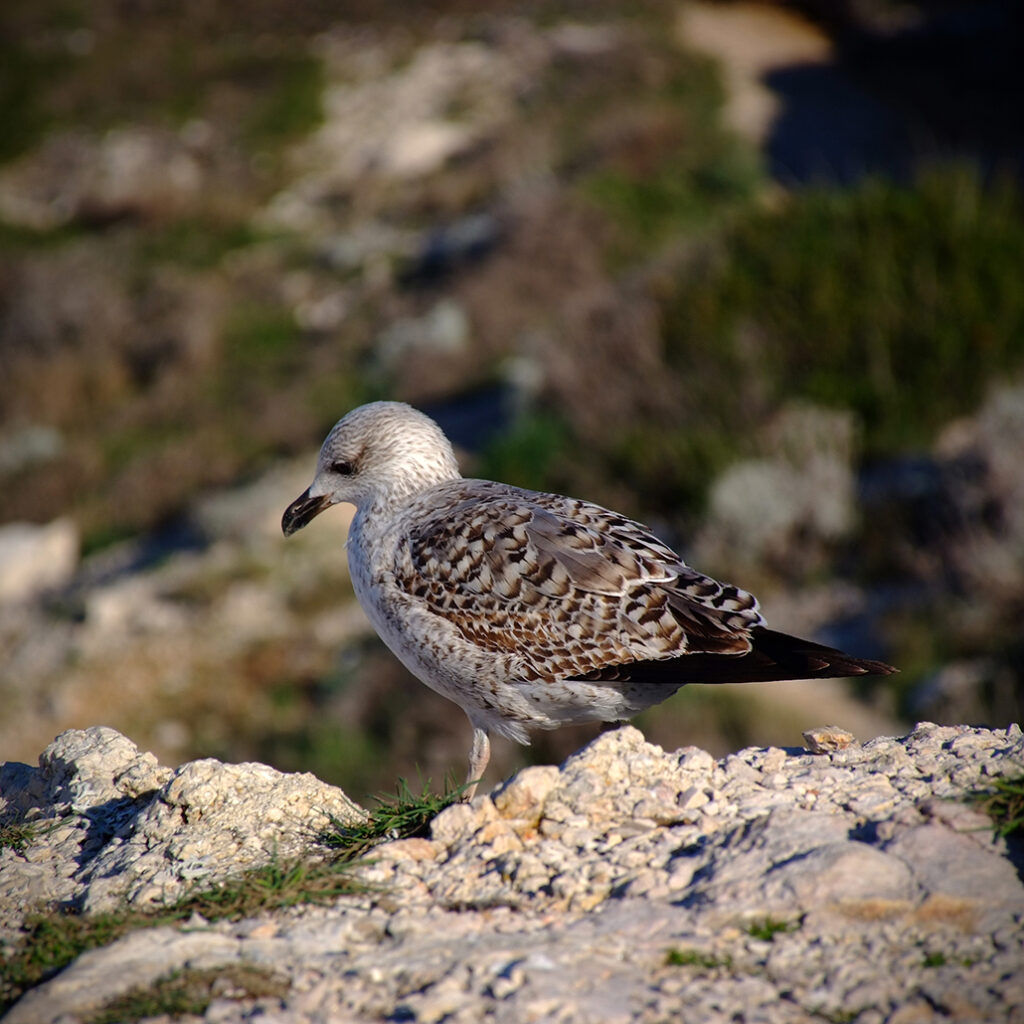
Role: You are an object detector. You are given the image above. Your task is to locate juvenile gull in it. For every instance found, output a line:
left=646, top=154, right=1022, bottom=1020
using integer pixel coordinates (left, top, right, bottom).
left=283, top=401, right=895, bottom=799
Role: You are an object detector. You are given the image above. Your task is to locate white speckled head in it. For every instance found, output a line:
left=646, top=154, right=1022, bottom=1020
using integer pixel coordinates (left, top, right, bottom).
left=282, top=402, right=461, bottom=534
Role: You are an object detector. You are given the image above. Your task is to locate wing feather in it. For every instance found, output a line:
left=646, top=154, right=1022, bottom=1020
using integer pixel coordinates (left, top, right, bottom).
left=397, top=480, right=764, bottom=682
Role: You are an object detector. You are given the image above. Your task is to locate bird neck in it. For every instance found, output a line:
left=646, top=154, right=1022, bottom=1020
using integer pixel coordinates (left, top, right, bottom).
left=355, top=469, right=459, bottom=530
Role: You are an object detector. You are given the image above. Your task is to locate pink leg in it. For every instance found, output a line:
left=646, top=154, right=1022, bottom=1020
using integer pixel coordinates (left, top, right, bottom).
left=463, top=726, right=490, bottom=801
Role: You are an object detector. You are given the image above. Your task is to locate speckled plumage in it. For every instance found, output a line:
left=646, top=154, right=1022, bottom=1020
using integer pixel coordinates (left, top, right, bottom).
left=283, top=401, right=895, bottom=798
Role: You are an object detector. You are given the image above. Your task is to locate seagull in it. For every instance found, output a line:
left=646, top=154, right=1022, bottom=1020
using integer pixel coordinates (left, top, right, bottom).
left=283, top=401, right=895, bottom=799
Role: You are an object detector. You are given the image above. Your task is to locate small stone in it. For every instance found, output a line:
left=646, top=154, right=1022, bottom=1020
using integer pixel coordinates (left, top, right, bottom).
left=241, top=920, right=279, bottom=939
left=430, top=802, right=481, bottom=845
left=475, top=822, right=524, bottom=855
left=667, top=861, right=696, bottom=890
left=677, top=747, right=715, bottom=774
left=723, top=755, right=760, bottom=782
left=803, top=726, right=857, bottom=754
left=678, top=786, right=710, bottom=811
left=492, top=765, right=560, bottom=822
left=488, top=963, right=526, bottom=999
left=468, top=795, right=500, bottom=824
left=378, top=837, right=442, bottom=862
left=630, top=798, right=680, bottom=826
left=569, top=889, right=608, bottom=912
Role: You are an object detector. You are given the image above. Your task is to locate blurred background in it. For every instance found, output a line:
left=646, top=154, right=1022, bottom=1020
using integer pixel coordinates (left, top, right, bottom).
left=1, top=0, right=1022, bottom=802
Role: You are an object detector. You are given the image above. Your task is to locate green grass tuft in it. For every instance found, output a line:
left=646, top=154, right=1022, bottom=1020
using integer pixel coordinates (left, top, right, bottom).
left=574, top=45, right=761, bottom=264
left=173, top=854, right=366, bottom=922
left=0, top=31, right=74, bottom=164
left=665, top=947, right=732, bottom=970
left=970, top=770, right=1024, bottom=838
left=2, top=909, right=140, bottom=1012
left=747, top=916, right=798, bottom=941
left=323, top=777, right=466, bottom=860
left=582, top=135, right=759, bottom=250
left=0, top=822, right=37, bottom=854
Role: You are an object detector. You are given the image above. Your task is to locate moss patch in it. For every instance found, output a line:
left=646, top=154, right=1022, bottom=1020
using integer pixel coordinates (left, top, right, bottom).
left=86, top=965, right=289, bottom=1024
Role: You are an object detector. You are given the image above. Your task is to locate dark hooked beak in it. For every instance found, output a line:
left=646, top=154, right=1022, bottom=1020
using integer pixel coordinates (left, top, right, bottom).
left=282, top=488, right=332, bottom=536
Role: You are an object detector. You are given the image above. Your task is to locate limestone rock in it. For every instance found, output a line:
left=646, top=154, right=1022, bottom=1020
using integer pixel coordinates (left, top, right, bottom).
left=2, top=722, right=1023, bottom=1024
left=0, top=727, right=363, bottom=929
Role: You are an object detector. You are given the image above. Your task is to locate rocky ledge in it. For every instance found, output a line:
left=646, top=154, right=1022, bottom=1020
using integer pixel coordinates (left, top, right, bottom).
left=1, top=722, right=1022, bottom=1023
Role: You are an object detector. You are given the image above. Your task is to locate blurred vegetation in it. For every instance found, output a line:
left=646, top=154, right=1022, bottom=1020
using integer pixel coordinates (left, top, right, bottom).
left=477, top=413, right=575, bottom=495
left=136, top=219, right=270, bottom=270
left=498, top=165, right=1024, bottom=529
left=0, top=1, right=331, bottom=162
left=578, top=65, right=761, bottom=257
left=86, top=966, right=290, bottom=1024
left=663, top=166, right=1024, bottom=456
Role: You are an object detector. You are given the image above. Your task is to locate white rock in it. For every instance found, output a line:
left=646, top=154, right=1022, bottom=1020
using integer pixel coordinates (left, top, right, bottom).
left=0, top=519, right=78, bottom=604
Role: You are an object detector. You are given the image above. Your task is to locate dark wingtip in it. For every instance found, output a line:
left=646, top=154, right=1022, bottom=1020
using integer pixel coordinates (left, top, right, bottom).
left=577, top=627, right=898, bottom=686
left=852, top=658, right=899, bottom=677
left=752, top=629, right=898, bottom=680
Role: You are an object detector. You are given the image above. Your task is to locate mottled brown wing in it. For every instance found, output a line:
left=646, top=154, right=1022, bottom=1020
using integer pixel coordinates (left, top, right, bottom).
left=399, top=480, right=763, bottom=683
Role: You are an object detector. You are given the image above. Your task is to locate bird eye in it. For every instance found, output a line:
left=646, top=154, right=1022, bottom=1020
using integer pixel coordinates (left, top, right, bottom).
left=331, top=460, right=354, bottom=476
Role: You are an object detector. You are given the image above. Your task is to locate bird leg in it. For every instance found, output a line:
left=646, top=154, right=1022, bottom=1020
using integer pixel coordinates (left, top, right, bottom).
left=463, top=725, right=490, bottom=802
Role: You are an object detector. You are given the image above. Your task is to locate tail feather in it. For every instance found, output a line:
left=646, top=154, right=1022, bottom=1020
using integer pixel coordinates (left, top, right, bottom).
left=578, top=627, right=897, bottom=686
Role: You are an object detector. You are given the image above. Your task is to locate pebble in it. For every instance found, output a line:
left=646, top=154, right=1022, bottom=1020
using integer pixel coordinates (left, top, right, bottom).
left=803, top=725, right=857, bottom=753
